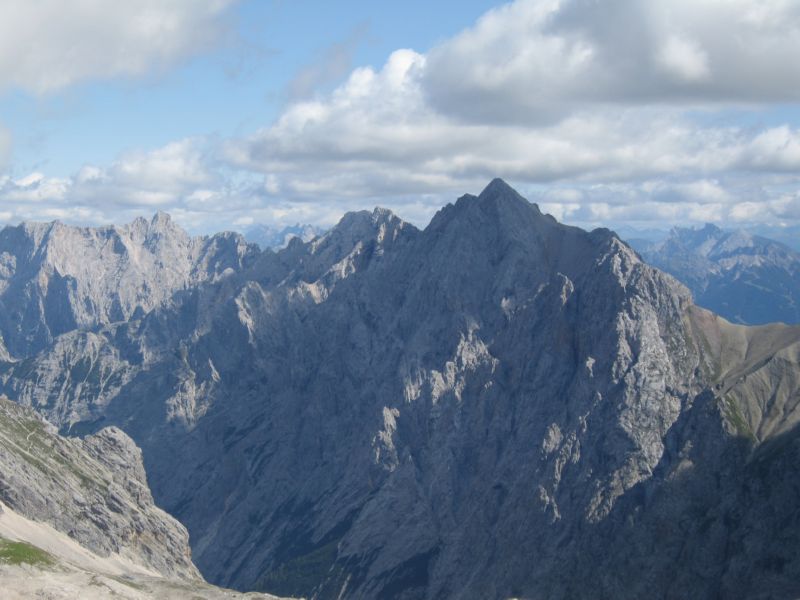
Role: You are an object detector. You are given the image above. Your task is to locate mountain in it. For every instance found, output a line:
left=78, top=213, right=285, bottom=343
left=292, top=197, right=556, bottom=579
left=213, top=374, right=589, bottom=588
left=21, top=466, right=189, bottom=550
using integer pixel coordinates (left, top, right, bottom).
left=1, top=180, right=799, bottom=599
left=0, top=212, right=260, bottom=358
left=744, top=224, right=800, bottom=252
left=629, top=223, right=800, bottom=325
left=0, top=396, right=283, bottom=599
left=244, top=223, right=325, bottom=250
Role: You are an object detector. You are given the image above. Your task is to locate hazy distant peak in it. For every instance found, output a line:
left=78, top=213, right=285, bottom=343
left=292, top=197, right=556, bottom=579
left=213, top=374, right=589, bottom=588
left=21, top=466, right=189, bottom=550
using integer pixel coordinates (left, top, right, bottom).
left=243, top=222, right=325, bottom=250
left=631, top=222, right=800, bottom=324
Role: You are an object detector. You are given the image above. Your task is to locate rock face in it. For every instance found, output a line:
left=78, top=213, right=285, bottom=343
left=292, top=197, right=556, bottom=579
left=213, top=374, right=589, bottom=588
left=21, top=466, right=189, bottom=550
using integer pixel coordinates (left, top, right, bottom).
left=629, top=223, right=800, bottom=325
left=0, top=395, right=198, bottom=579
left=0, top=212, right=259, bottom=358
left=1, top=180, right=799, bottom=599
left=0, top=396, right=287, bottom=599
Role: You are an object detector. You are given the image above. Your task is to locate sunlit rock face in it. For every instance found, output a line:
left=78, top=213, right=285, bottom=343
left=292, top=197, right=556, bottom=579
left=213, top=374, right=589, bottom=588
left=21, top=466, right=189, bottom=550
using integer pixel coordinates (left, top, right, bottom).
left=0, top=212, right=259, bottom=358
left=1, top=180, right=799, bottom=599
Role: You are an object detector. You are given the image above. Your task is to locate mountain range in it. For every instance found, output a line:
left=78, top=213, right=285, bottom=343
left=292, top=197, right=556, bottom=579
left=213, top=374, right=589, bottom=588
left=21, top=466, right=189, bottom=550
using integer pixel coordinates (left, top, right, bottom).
left=243, top=224, right=325, bottom=250
left=0, top=212, right=260, bottom=359
left=629, top=224, right=800, bottom=325
left=0, top=180, right=798, bottom=599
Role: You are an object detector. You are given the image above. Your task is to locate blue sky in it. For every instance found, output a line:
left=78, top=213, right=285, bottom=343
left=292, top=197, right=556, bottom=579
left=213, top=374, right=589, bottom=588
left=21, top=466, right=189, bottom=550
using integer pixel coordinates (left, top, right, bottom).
left=2, top=1, right=499, bottom=177
left=1, top=0, right=799, bottom=234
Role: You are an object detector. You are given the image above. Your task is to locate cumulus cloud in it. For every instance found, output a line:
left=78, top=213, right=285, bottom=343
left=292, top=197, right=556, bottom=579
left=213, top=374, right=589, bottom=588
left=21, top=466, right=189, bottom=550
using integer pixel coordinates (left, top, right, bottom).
left=743, top=126, right=800, bottom=171
left=423, top=0, right=800, bottom=123
left=0, top=0, right=235, bottom=94
left=213, top=0, right=800, bottom=230
left=0, top=139, right=214, bottom=225
left=227, top=45, right=800, bottom=213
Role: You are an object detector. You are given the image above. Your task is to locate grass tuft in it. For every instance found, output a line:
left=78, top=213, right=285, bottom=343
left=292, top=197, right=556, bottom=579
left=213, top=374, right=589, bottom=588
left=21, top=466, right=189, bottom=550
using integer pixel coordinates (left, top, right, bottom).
left=0, top=536, right=56, bottom=567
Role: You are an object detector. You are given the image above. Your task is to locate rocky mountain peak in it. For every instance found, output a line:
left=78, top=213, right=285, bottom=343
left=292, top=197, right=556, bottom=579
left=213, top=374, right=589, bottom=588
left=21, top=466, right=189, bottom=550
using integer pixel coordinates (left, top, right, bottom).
left=144, top=210, right=189, bottom=248
left=665, top=223, right=763, bottom=259
left=315, top=207, right=409, bottom=249
left=300, top=206, right=416, bottom=274
left=430, top=178, right=552, bottom=246
left=478, top=176, right=528, bottom=202
left=150, top=210, right=174, bottom=228
left=476, top=177, right=545, bottom=218
left=244, top=222, right=324, bottom=250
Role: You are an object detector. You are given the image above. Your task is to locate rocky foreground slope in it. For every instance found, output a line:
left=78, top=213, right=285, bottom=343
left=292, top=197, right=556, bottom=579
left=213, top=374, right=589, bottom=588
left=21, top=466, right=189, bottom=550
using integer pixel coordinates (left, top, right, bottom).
left=1, top=180, right=799, bottom=599
left=630, top=223, right=800, bottom=325
left=0, top=396, right=283, bottom=599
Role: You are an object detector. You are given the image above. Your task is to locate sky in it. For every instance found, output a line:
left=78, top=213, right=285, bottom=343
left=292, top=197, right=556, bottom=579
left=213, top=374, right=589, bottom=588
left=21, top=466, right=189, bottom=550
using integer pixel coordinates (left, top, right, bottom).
left=1, top=0, right=799, bottom=235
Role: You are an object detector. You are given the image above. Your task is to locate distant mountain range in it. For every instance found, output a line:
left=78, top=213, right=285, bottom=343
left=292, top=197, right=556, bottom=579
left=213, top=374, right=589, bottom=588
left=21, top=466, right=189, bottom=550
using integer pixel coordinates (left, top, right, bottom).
left=243, top=223, right=325, bottom=249
left=0, top=180, right=798, bottom=599
left=627, top=223, right=800, bottom=325
left=618, top=223, right=800, bottom=252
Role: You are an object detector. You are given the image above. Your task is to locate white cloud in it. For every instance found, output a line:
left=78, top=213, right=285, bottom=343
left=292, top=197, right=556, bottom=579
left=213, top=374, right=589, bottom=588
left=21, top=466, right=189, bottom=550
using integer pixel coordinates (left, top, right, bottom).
left=0, top=125, right=10, bottom=167
left=0, top=0, right=235, bottom=94
left=423, top=0, right=800, bottom=123
left=213, top=0, right=800, bottom=231
left=109, top=140, right=214, bottom=192
left=0, top=137, right=359, bottom=231
left=13, top=172, right=45, bottom=187
left=3, top=172, right=69, bottom=203
left=657, top=35, right=710, bottom=82
left=227, top=44, right=800, bottom=202
left=743, top=126, right=800, bottom=171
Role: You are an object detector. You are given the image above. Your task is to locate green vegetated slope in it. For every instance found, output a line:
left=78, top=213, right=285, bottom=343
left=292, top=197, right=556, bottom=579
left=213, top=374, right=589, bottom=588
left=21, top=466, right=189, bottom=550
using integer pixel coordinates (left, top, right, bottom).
left=0, top=535, right=55, bottom=567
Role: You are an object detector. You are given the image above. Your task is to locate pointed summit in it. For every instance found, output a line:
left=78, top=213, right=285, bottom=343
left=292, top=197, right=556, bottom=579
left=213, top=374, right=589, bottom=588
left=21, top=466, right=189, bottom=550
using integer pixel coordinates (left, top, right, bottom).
left=478, top=177, right=524, bottom=201
left=144, top=211, right=189, bottom=249
left=473, top=178, right=540, bottom=218
left=701, top=222, right=722, bottom=234
left=432, top=178, right=546, bottom=239
left=149, top=210, right=180, bottom=233
left=325, top=207, right=410, bottom=248
left=287, top=206, right=418, bottom=281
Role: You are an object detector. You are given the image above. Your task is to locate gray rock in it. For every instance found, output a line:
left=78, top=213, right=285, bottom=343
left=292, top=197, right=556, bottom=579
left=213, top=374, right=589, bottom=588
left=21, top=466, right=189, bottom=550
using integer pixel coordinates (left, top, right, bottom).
left=0, top=212, right=260, bottom=358
left=0, top=395, right=198, bottom=579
